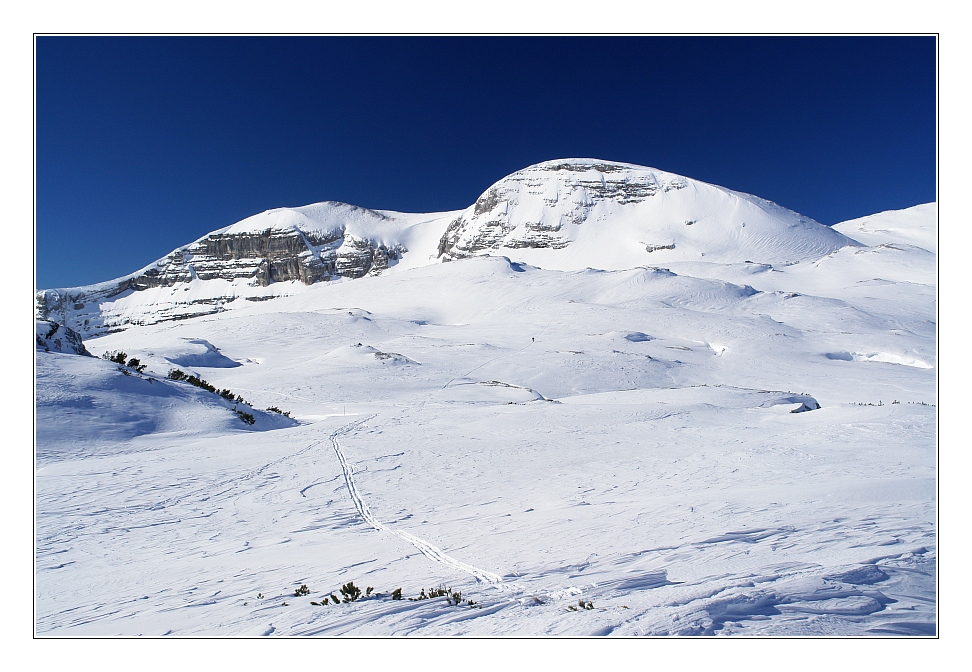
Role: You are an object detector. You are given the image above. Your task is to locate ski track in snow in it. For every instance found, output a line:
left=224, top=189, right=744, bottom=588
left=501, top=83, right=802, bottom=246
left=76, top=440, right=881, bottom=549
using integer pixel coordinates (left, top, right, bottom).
left=329, top=417, right=503, bottom=585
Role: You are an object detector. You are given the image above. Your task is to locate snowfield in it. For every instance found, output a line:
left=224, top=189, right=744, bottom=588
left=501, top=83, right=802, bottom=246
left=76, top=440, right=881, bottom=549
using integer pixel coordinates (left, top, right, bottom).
left=35, top=162, right=936, bottom=636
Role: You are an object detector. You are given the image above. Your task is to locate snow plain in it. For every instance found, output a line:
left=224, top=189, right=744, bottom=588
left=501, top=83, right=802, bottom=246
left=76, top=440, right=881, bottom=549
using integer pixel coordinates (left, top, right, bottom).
left=35, top=184, right=936, bottom=636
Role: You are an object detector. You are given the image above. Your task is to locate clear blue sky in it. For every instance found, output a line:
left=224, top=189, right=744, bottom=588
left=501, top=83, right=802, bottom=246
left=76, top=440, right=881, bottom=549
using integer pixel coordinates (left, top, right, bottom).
left=36, top=36, right=936, bottom=289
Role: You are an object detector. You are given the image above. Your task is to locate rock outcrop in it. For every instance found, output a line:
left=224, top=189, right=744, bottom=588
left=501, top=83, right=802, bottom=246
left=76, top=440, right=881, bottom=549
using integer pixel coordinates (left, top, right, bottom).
left=438, top=160, right=686, bottom=259
left=36, top=201, right=407, bottom=332
left=36, top=320, right=89, bottom=355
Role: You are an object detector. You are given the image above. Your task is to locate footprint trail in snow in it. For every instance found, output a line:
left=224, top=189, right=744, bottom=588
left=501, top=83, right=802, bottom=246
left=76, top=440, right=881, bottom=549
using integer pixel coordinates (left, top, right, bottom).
left=329, top=418, right=503, bottom=585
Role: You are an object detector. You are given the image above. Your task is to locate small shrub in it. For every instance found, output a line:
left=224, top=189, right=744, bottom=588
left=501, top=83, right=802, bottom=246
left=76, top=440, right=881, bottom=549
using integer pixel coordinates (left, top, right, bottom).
left=126, top=357, right=147, bottom=373
left=267, top=406, right=292, bottom=417
left=235, top=409, right=256, bottom=425
left=294, top=584, right=311, bottom=597
left=103, top=350, right=128, bottom=364
left=330, top=593, right=340, bottom=604
left=391, top=588, right=402, bottom=600
left=167, top=369, right=188, bottom=381
left=340, top=582, right=362, bottom=603
left=219, top=388, right=235, bottom=400
left=366, top=587, right=374, bottom=597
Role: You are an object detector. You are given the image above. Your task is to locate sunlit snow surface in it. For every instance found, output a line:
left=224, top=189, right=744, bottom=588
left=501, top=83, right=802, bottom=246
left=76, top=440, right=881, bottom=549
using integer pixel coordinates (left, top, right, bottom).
left=35, top=204, right=936, bottom=636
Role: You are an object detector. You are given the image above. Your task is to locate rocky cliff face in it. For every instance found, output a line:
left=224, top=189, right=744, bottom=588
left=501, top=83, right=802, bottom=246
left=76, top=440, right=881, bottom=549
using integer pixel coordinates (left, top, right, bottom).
left=437, top=160, right=689, bottom=260
left=36, top=202, right=407, bottom=333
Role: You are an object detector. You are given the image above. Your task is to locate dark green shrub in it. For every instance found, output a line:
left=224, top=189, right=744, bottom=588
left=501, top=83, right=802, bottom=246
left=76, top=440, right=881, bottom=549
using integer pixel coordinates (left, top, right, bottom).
left=167, top=369, right=188, bottom=381
left=294, top=584, right=310, bottom=597
left=234, top=409, right=256, bottom=425
left=102, top=350, right=128, bottom=364
left=391, top=588, right=402, bottom=600
left=330, top=593, right=340, bottom=604
left=366, top=587, right=374, bottom=597
left=126, top=357, right=147, bottom=373
left=340, top=582, right=362, bottom=602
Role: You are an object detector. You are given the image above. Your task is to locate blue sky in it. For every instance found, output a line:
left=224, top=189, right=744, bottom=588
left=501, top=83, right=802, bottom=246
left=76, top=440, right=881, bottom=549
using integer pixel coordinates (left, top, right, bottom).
left=36, top=36, right=936, bottom=289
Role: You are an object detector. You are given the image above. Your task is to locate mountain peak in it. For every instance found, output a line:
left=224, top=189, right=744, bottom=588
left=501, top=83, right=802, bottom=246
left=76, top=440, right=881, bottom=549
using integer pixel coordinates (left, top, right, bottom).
left=436, top=158, right=849, bottom=268
left=36, top=159, right=859, bottom=335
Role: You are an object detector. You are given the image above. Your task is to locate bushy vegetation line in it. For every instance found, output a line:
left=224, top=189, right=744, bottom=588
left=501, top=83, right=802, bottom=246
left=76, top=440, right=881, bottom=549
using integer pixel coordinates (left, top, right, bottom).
left=166, top=368, right=281, bottom=425
left=275, top=581, right=478, bottom=608
left=409, top=586, right=475, bottom=606
left=102, top=350, right=147, bottom=373
left=165, top=368, right=293, bottom=424
left=99, top=350, right=293, bottom=423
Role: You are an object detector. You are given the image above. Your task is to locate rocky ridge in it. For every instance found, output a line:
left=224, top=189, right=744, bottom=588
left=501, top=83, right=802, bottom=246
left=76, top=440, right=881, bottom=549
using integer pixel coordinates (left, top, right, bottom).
left=36, top=202, right=407, bottom=333
left=36, top=159, right=859, bottom=335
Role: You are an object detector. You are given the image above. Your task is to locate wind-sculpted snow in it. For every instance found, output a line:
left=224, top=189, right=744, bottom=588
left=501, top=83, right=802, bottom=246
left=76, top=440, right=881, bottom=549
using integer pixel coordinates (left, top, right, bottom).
left=34, top=198, right=935, bottom=636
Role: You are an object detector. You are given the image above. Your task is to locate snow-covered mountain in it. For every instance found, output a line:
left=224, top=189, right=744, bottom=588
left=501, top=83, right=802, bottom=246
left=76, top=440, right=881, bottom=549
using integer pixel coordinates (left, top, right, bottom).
left=36, top=159, right=857, bottom=335
left=436, top=159, right=854, bottom=267
left=34, top=161, right=936, bottom=637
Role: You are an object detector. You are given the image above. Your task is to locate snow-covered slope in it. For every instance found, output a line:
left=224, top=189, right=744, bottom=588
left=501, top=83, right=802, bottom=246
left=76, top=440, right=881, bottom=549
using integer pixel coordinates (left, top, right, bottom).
left=833, top=203, right=937, bottom=253
left=36, top=159, right=858, bottom=336
left=34, top=166, right=936, bottom=637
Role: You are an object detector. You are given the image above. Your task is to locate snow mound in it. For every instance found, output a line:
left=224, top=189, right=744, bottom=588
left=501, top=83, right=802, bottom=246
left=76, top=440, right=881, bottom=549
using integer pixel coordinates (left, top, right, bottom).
left=319, top=343, right=419, bottom=368
left=36, top=353, right=297, bottom=463
left=825, top=351, right=933, bottom=369
left=164, top=338, right=242, bottom=368
left=431, top=380, right=547, bottom=404
left=833, top=203, right=937, bottom=253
